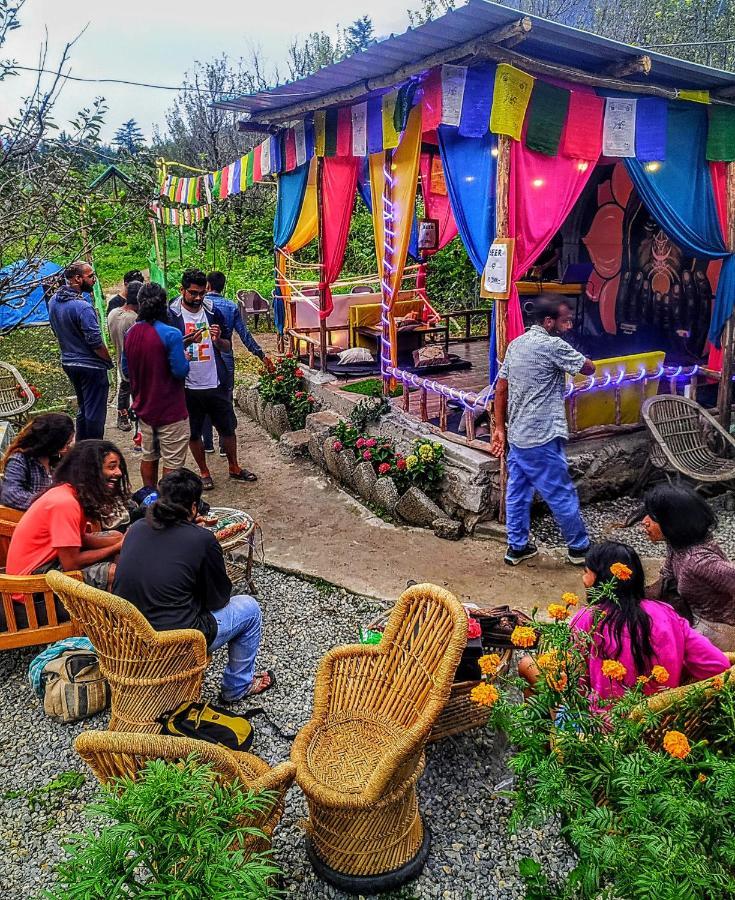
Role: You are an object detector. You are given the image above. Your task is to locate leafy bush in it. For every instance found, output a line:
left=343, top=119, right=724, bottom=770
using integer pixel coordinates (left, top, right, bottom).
left=475, top=574, right=735, bottom=900
left=257, top=353, right=315, bottom=430
left=47, top=756, right=281, bottom=899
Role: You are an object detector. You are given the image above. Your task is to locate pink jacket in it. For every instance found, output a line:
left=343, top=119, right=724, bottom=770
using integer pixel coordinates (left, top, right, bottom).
left=570, top=600, right=730, bottom=701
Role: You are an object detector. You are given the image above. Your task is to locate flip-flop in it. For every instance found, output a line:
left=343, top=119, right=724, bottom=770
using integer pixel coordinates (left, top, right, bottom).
left=200, top=474, right=214, bottom=490
left=246, top=669, right=276, bottom=697
left=229, top=469, right=258, bottom=482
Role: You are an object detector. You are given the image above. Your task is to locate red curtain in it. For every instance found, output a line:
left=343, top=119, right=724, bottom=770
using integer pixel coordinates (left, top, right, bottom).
left=420, top=150, right=458, bottom=252
left=708, top=161, right=728, bottom=370
left=319, top=157, right=359, bottom=319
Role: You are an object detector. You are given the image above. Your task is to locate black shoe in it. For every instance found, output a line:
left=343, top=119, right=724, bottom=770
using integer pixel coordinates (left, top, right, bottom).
left=204, top=445, right=215, bottom=454
left=567, top=546, right=590, bottom=566
left=219, top=447, right=227, bottom=458
left=116, top=413, right=132, bottom=432
left=504, top=543, right=538, bottom=566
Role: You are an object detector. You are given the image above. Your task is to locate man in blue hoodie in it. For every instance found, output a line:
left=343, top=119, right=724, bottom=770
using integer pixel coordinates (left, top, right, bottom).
left=49, top=262, right=113, bottom=440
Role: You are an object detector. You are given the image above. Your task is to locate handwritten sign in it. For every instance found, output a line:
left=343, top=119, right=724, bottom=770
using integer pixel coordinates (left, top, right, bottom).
left=481, top=239, right=515, bottom=299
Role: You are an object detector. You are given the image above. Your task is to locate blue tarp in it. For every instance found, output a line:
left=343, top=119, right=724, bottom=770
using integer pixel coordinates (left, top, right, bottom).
left=0, top=259, right=60, bottom=332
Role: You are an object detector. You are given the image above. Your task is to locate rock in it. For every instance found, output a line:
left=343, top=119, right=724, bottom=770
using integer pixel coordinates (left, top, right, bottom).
left=279, top=429, right=311, bottom=459
left=472, top=519, right=507, bottom=543
left=308, top=433, right=325, bottom=467
left=372, top=477, right=399, bottom=513
left=395, top=485, right=446, bottom=527
left=305, top=410, right=341, bottom=441
left=269, top=403, right=292, bottom=438
left=335, top=449, right=357, bottom=487
left=244, top=386, right=260, bottom=420
left=254, top=392, right=267, bottom=427
left=433, top=517, right=463, bottom=541
left=352, top=460, right=378, bottom=501
left=322, top=436, right=343, bottom=480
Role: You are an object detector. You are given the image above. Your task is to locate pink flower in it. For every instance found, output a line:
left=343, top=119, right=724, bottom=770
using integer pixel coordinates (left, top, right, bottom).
left=275, top=374, right=284, bottom=382
left=332, top=440, right=343, bottom=451
left=365, top=438, right=377, bottom=448
left=295, top=390, right=305, bottom=399
left=307, top=395, right=315, bottom=403
left=286, top=352, right=294, bottom=358
left=356, top=437, right=365, bottom=449
left=396, top=458, right=407, bottom=471
left=362, top=450, right=372, bottom=461
left=294, top=368, right=304, bottom=377
left=378, top=462, right=391, bottom=475
left=467, top=618, right=482, bottom=640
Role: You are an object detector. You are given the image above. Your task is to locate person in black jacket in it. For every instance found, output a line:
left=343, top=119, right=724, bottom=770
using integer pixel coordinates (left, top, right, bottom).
left=113, top=468, right=273, bottom=701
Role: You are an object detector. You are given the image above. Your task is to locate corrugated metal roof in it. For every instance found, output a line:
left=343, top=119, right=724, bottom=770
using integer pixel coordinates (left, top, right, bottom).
left=214, top=0, right=735, bottom=118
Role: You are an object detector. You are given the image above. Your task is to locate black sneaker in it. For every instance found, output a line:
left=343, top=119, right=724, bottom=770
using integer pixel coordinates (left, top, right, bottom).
left=567, top=546, right=590, bottom=566
left=116, top=413, right=132, bottom=432
left=504, top=543, right=538, bottom=566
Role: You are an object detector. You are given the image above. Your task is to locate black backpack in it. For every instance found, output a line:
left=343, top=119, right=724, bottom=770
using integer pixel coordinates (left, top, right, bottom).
left=158, top=701, right=259, bottom=751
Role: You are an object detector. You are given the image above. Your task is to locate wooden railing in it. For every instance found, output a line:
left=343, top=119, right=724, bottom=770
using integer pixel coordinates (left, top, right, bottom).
left=439, top=308, right=493, bottom=343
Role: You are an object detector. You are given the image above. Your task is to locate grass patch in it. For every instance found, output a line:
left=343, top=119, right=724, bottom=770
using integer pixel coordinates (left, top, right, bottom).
left=341, top=378, right=402, bottom=398
left=0, top=326, right=74, bottom=413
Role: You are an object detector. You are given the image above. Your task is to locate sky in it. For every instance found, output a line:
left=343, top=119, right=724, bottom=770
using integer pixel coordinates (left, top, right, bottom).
left=2, top=0, right=415, bottom=142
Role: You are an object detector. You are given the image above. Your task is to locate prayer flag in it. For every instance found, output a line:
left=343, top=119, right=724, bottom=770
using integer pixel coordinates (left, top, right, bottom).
left=490, top=63, right=534, bottom=141
left=245, top=152, right=255, bottom=188
left=314, top=111, right=326, bottom=157
left=561, top=91, right=603, bottom=160
left=352, top=102, right=368, bottom=156
left=367, top=96, right=383, bottom=154
left=253, top=144, right=263, bottom=182
left=284, top=129, right=297, bottom=171
left=441, top=64, right=467, bottom=127
left=525, top=80, right=570, bottom=157
left=458, top=63, right=494, bottom=138
left=175, top=178, right=185, bottom=203
left=194, top=177, right=202, bottom=203
left=231, top=158, right=242, bottom=194
left=336, top=106, right=352, bottom=156
left=678, top=89, right=710, bottom=104
left=272, top=134, right=283, bottom=174
left=707, top=105, right=735, bottom=161
left=261, top=137, right=272, bottom=174
left=218, top=166, right=229, bottom=199
left=213, top=169, right=222, bottom=198
left=602, top=97, right=637, bottom=157
left=325, top=108, right=339, bottom=157
left=204, top=174, right=213, bottom=204
left=294, top=120, right=307, bottom=166
left=227, top=163, right=237, bottom=195
left=422, top=68, right=442, bottom=131
left=394, top=81, right=419, bottom=134
left=382, top=90, right=400, bottom=149
left=635, top=97, right=667, bottom=162
left=305, top=117, right=315, bottom=161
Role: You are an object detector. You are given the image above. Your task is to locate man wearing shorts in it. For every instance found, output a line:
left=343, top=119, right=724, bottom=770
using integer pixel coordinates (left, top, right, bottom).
left=169, top=268, right=255, bottom=490
left=123, top=283, right=190, bottom=488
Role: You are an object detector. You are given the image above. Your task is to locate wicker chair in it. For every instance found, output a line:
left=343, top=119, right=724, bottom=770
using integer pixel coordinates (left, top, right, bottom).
left=46, top=571, right=208, bottom=733
left=75, top=730, right=295, bottom=853
left=642, top=395, right=735, bottom=486
left=0, top=362, right=36, bottom=424
left=291, top=583, right=468, bottom=893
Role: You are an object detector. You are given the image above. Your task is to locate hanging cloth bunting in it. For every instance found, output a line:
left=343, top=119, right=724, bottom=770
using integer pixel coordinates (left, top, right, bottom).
left=294, top=121, right=307, bottom=166
left=602, top=97, right=637, bottom=157
left=707, top=105, right=735, bottom=161
left=382, top=91, right=401, bottom=149
left=635, top=97, right=667, bottom=162
left=320, top=156, right=360, bottom=318
left=490, top=63, right=535, bottom=141
left=420, top=150, right=458, bottom=252
left=458, top=63, right=495, bottom=138
left=441, top=65, right=467, bottom=127
left=212, top=169, right=222, bottom=198
left=314, top=111, right=326, bottom=157
left=352, top=102, right=368, bottom=156
left=525, top=80, right=570, bottom=157
left=284, top=129, right=297, bottom=171
left=305, top=117, right=315, bottom=160
left=231, top=158, right=242, bottom=194
left=253, top=145, right=263, bottom=182
left=422, top=68, right=442, bottom=131
left=261, top=139, right=272, bottom=176
left=336, top=107, right=352, bottom=157
left=367, top=96, right=384, bottom=154
left=394, top=81, right=419, bottom=134
left=324, top=108, right=339, bottom=157
left=245, top=152, right=255, bottom=189
left=274, top=162, right=310, bottom=247
left=678, top=89, right=710, bottom=104
left=285, top=157, right=318, bottom=253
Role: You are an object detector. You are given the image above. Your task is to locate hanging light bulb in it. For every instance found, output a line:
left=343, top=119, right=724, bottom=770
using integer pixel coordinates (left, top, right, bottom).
left=577, top=161, right=589, bottom=172
left=645, top=161, right=662, bottom=173
left=532, top=178, right=544, bottom=188
left=491, top=146, right=499, bottom=158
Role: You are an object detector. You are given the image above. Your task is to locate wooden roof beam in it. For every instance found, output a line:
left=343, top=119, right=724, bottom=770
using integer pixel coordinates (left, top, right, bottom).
left=600, top=55, right=652, bottom=79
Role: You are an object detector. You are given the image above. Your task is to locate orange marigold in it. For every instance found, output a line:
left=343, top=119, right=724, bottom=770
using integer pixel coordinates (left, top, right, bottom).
left=470, top=682, right=499, bottom=707
left=663, top=730, right=691, bottom=759
left=478, top=653, right=502, bottom=676
left=712, top=675, right=725, bottom=690
left=697, top=773, right=708, bottom=784
left=547, top=671, right=568, bottom=691
left=511, top=626, right=537, bottom=649
left=636, top=675, right=649, bottom=685
left=601, top=659, right=627, bottom=682
left=561, top=592, right=580, bottom=606
left=651, top=665, right=670, bottom=685
left=610, top=562, right=633, bottom=581
left=547, top=603, right=569, bottom=621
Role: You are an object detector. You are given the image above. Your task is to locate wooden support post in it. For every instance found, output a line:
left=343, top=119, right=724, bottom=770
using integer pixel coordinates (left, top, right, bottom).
left=402, top=383, right=410, bottom=413
left=465, top=410, right=476, bottom=443
left=494, top=133, right=512, bottom=524
left=419, top=387, right=428, bottom=422
left=439, top=395, right=449, bottom=432
left=614, top=388, right=622, bottom=427
left=717, top=161, right=735, bottom=430
left=151, top=219, right=162, bottom=267
left=315, top=157, right=328, bottom=374
left=160, top=217, right=168, bottom=290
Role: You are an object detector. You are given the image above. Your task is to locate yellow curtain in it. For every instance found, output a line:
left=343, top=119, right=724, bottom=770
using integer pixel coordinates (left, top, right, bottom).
left=285, top=157, right=318, bottom=253
left=369, top=103, right=422, bottom=369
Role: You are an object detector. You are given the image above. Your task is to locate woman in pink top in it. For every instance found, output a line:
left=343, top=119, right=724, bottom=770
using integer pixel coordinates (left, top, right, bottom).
left=571, top=542, right=729, bottom=701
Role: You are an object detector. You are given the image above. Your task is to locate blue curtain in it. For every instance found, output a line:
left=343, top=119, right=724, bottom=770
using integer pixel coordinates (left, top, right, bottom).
left=273, top=163, right=310, bottom=334
left=358, top=157, right=420, bottom=261
left=624, top=104, right=735, bottom=345
left=438, top=126, right=499, bottom=379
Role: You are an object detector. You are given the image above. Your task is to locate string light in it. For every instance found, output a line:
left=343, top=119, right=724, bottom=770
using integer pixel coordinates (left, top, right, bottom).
left=532, top=178, right=545, bottom=188
left=644, top=161, right=662, bottom=173
left=577, top=161, right=589, bottom=172
left=380, top=154, right=395, bottom=380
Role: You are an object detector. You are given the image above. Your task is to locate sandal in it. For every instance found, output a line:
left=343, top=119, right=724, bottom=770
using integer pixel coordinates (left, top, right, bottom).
left=229, top=469, right=257, bottom=482
left=218, top=670, right=276, bottom=705
left=200, top=474, right=214, bottom=491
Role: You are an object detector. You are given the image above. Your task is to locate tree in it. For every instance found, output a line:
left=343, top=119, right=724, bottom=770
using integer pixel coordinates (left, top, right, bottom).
left=406, top=0, right=457, bottom=28
left=113, top=119, right=144, bottom=155
left=344, top=16, right=375, bottom=54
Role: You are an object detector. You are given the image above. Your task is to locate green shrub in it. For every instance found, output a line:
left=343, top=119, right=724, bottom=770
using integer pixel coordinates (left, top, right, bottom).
left=257, top=353, right=315, bottom=430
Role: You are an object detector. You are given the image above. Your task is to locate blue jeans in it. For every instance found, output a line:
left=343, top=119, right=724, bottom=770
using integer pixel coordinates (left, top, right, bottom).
left=209, top=594, right=262, bottom=700
left=63, top=366, right=109, bottom=440
left=506, top=438, right=589, bottom=552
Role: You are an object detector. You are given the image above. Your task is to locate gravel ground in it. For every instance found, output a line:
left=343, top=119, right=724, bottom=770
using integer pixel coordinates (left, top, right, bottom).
left=0, top=566, right=572, bottom=900
left=532, top=492, right=735, bottom=561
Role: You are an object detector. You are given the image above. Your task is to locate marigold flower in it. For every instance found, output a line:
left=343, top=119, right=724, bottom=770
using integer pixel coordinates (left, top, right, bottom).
left=332, top=440, right=343, bottom=452
left=712, top=675, right=725, bottom=690
left=651, top=665, right=670, bottom=684
left=601, top=659, right=627, bottom=682
left=663, top=730, right=691, bottom=759
left=547, top=671, right=568, bottom=691
left=511, top=626, right=537, bottom=649
left=547, top=603, right=569, bottom=621
left=697, top=773, right=708, bottom=783
left=467, top=618, right=482, bottom=640
left=478, top=653, right=501, bottom=676
left=470, top=682, right=499, bottom=707
left=405, top=454, right=418, bottom=470
left=396, top=458, right=407, bottom=471
left=362, top=450, right=373, bottom=461
left=561, top=592, right=580, bottom=606
left=636, top=675, right=649, bottom=685
left=378, top=462, right=391, bottom=475
left=610, top=563, right=633, bottom=581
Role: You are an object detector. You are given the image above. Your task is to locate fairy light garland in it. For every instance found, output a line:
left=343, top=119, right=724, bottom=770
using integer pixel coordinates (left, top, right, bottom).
left=380, top=154, right=396, bottom=381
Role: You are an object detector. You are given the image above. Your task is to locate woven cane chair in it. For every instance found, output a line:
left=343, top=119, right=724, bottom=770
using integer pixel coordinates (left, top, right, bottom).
left=642, top=395, right=735, bottom=485
left=0, top=362, right=36, bottom=423
left=291, top=583, right=468, bottom=893
left=46, top=571, right=208, bottom=733
left=75, top=731, right=295, bottom=853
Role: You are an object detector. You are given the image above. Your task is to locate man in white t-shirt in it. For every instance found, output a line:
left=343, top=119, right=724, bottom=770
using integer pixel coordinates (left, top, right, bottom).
left=169, top=269, right=255, bottom=490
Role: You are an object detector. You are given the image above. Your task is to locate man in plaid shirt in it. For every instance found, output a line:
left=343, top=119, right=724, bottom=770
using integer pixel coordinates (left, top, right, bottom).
left=491, top=295, right=595, bottom=567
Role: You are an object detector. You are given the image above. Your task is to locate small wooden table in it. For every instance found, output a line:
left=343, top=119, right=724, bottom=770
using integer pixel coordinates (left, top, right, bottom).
left=355, top=323, right=450, bottom=358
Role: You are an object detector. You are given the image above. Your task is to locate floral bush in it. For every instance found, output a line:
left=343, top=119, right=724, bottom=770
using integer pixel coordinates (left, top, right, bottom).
left=470, top=570, right=735, bottom=899
left=329, top=421, right=445, bottom=497
left=257, top=353, right=316, bottom=431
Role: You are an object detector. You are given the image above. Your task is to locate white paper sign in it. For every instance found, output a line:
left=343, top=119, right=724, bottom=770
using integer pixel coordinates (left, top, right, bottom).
left=483, top=242, right=509, bottom=294
left=260, top=138, right=271, bottom=176
left=351, top=102, right=367, bottom=157
left=603, top=98, right=637, bottom=157
left=441, top=64, right=467, bottom=127
left=294, top=121, right=306, bottom=166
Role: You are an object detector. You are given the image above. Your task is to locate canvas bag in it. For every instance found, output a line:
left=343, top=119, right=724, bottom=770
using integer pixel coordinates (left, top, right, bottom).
left=42, top=649, right=110, bottom=723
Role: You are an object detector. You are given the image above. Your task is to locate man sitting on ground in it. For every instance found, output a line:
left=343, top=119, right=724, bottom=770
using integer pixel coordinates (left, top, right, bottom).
left=113, top=468, right=273, bottom=701
left=6, top=440, right=128, bottom=590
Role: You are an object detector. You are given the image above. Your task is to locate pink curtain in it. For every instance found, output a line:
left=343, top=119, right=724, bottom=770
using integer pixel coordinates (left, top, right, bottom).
left=320, top=157, right=359, bottom=319
left=420, top=150, right=458, bottom=252
left=708, top=161, right=728, bottom=370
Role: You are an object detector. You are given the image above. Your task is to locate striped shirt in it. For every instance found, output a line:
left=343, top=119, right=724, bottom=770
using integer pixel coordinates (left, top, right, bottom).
left=498, top=325, right=585, bottom=449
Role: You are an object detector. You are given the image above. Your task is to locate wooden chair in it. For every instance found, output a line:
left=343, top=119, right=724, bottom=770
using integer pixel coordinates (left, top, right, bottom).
left=0, top=362, right=36, bottom=424
left=291, top=583, right=467, bottom=892
left=0, top=504, right=23, bottom=570
left=237, top=289, right=272, bottom=331
left=0, top=571, right=82, bottom=651
left=46, top=571, right=208, bottom=733
left=75, top=730, right=296, bottom=854
left=642, top=395, right=735, bottom=486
